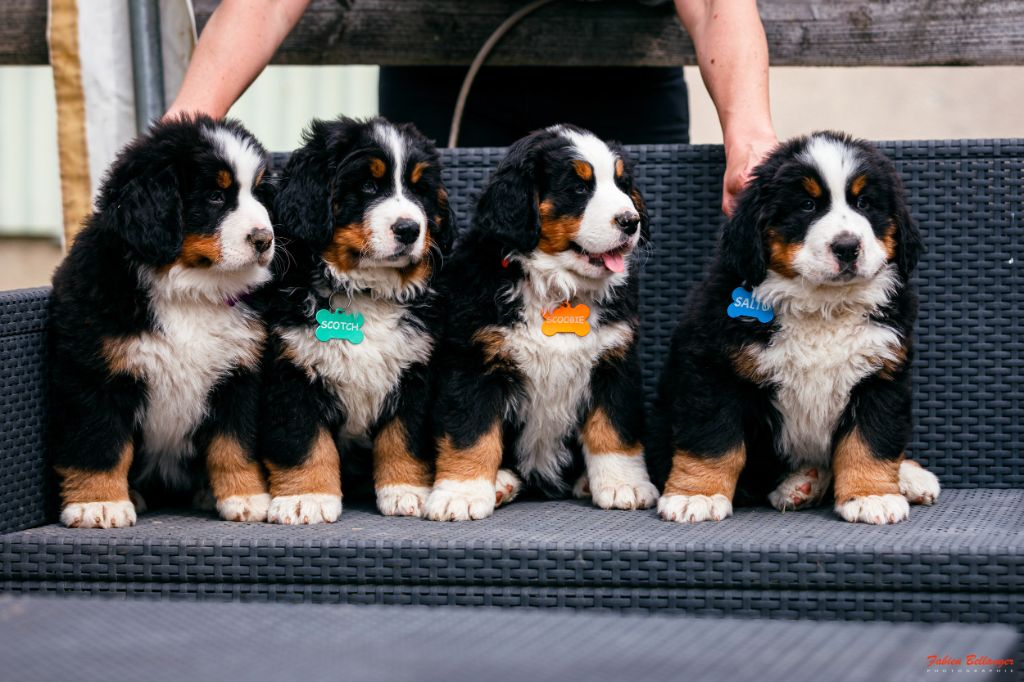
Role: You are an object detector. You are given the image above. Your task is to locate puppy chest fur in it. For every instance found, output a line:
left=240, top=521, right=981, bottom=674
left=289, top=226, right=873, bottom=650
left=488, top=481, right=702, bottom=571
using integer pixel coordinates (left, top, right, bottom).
left=111, top=296, right=264, bottom=487
left=749, top=308, right=901, bottom=469
left=501, top=302, right=632, bottom=486
left=278, top=296, right=433, bottom=443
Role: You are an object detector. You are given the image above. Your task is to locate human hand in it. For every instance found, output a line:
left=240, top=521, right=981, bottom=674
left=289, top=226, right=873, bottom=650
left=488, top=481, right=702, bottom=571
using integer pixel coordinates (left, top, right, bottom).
left=722, top=132, right=777, bottom=216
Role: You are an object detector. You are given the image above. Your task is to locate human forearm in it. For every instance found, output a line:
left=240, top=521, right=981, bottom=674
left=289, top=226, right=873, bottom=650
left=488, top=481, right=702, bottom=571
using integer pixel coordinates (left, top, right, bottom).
left=164, top=0, right=311, bottom=120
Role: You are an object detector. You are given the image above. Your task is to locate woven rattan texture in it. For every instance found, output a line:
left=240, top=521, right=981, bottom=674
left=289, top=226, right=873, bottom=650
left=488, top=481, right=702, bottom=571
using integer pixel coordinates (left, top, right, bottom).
left=0, top=288, right=50, bottom=534
left=3, top=492, right=1021, bottom=592
left=438, top=141, right=1024, bottom=488
left=0, top=598, right=1017, bottom=682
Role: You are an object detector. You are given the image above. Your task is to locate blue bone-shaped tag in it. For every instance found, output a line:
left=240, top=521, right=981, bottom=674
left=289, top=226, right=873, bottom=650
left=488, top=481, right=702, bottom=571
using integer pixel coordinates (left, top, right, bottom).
left=727, top=287, right=774, bottom=323
left=315, top=308, right=365, bottom=344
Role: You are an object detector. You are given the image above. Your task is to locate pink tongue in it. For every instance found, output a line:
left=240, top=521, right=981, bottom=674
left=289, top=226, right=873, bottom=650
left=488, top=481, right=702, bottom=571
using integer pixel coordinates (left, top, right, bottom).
left=601, top=252, right=626, bottom=273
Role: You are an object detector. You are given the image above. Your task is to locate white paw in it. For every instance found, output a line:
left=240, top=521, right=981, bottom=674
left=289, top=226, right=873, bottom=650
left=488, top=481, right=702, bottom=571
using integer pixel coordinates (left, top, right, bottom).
left=572, top=473, right=591, bottom=499
left=267, top=493, right=342, bottom=525
left=584, top=452, right=659, bottom=510
left=899, top=460, right=941, bottom=505
left=768, top=467, right=831, bottom=511
left=376, top=484, right=430, bottom=517
left=424, top=479, right=495, bottom=521
left=217, top=493, right=270, bottom=522
left=494, top=469, right=522, bottom=507
left=61, top=501, right=137, bottom=529
left=835, top=494, right=909, bottom=524
left=658, top=493, right=732, bottom=523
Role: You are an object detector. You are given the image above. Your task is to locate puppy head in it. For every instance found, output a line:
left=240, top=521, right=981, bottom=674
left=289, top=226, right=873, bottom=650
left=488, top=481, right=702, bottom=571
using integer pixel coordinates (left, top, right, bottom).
left=275, top=117, right=452, bottom=297
left=98, top=115, right=274, bottom=293
left=475, top=125, right=648, bottom=297
left=723, top=131, right=920, bottom=288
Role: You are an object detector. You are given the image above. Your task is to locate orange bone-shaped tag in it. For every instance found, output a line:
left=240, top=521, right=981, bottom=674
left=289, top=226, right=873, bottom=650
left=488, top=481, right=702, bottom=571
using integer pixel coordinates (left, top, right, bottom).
left=542, top=302, right=590, bottom=337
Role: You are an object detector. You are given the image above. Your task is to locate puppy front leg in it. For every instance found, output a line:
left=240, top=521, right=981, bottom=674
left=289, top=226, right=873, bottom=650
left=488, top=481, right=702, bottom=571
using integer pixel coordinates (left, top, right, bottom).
left=579, top=350, right=657, bottom=510
left=204, top=369, right=269, bottom=522
left=374, top=419, right=433, bottom=518
left=832, top=376, right=919, bottom=525
left=425, top=422, right=503, bottom=521
left=260, top=349, right=342, bottom=525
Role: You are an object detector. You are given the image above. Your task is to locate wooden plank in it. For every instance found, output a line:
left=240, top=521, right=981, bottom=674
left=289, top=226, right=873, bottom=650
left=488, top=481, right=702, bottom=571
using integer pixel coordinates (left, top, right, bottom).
left=5, top=0, right=1024, bottom=67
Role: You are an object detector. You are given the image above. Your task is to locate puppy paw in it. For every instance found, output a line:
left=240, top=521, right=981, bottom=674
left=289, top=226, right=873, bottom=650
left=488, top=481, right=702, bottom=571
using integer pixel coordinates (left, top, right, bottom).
left=424, top=480, right=495, bottom=521
left=61, top=501, right=137, bottom=529
left=267, top=493, right=342, bottom=525
left=768, top=467, right=830, bottom=511
left=494, top=469, right=522, bottom=507
left=377, top=484, right=430, bottom=517
left=834, top=494, right=909, bottom=524
left=584, top=452, right=659, bottom=510
left=217, top=493, right=270, bottom=522
left=658, top=493, right=732, bottom=523
left=899, top=460, right=940, bottom=505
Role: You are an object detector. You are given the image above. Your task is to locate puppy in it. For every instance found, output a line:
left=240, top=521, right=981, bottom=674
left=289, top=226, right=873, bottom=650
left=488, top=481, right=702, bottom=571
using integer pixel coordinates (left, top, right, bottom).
left=648, top=131, right=941, bottom=525
left=260, top=117, right=452, bottom=524
left=50, top=116, right=275, bottom=528
left=425, top=125, right=658, bottom=521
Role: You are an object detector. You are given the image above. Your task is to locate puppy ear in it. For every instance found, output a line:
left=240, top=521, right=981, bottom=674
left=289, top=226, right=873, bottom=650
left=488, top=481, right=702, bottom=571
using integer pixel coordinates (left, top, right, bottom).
left=432, top=188, right=456, bottom=256
left=630, top=186, right=650, bottom=244
left=892, top=182, right=922, bottom=280
left=109, top=166, right=183, bottom=265
left=474, top=136, right=540, bottom=253
left=276, top=119, right=347, bottom=248
left=720, top=180, right=768, bottom=286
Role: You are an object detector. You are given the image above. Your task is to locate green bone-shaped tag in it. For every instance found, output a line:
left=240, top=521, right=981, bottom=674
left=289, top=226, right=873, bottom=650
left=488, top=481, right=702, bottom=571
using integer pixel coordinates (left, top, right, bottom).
left=315, top=308, right=364, bottom=344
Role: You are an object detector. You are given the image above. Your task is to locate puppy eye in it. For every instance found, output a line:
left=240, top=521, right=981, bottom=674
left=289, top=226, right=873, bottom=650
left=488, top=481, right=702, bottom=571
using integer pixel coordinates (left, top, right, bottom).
left=361, top=180, right=378, bottom=195
left=208, top=190, right=225, bottom=205
left=575, top=183, right=588, bottom=195
left=800, top=199, right=816, bottom=212
left=856, top=195, right=871, bottom=210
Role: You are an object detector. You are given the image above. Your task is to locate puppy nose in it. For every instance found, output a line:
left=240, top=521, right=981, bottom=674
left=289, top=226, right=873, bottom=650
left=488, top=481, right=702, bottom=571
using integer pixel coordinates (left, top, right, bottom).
left=392, top=219, right=420, bottom=246
left=247, top=227, right=274, bottom=254
left=830, top=232, right=861, bottom=266
left=614, top=211, right=640, bottom=235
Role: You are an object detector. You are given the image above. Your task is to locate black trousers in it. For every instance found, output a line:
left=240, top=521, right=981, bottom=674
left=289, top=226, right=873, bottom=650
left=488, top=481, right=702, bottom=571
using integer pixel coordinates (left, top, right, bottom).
left=379, top=66, right=689, bottom=147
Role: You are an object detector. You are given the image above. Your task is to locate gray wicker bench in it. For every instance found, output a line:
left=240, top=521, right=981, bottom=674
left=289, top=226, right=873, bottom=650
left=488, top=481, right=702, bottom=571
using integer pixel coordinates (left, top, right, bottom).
left=1, top=141, right=1021, bottom=650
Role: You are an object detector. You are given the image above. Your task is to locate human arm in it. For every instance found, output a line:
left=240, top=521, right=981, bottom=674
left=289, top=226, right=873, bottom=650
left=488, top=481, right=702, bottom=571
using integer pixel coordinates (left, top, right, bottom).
left=675, top=0, right=777, bottom=215
left=163, top=0, right=311, bottom=120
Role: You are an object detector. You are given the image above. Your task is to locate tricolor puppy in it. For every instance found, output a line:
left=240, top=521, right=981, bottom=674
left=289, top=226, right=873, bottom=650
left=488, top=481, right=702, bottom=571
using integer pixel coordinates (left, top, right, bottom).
left=50, top=116, right=275, bottom=528
left=259, top=117, right=452, bottom=524
left=425, top=125, right=658, bottom=522
left=648, top=131, right=941, bottom=525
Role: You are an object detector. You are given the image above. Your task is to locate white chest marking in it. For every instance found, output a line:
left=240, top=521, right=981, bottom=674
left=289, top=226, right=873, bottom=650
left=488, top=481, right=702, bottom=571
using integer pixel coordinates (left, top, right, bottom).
left=278, top=296, right=433, bottom=443
left=119, top=297, right=264, bottom=487
left=502, top=299, right=632, bottom=485
left=752, top=309, right=901, bottom=469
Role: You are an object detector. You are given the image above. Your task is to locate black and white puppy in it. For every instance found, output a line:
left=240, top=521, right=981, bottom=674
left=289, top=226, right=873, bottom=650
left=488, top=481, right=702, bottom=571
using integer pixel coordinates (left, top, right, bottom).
left=260, top=117, right=452, bottom=524
left=648, top=131, right=941, bottom=525
left=425, top=125, right=658, bottom=521
left=50, top=115, right=275, bottom=528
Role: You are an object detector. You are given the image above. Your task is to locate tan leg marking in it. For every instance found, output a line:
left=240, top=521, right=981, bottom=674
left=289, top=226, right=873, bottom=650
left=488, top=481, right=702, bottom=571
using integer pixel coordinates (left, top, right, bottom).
left=57, top=442, right=133, bottom=504
left=266, top=427, right=341, bottom=497
left=435, top=423, right=503, bottom=482
left=207, top=434, right=267, bottom=500
left=663, top=446, right=746, bottom=499
left=832, top=428, right=901, bottom=504
left=581, top=407, right=641, bottom=456
left=374, top=420, right=433, bottom=489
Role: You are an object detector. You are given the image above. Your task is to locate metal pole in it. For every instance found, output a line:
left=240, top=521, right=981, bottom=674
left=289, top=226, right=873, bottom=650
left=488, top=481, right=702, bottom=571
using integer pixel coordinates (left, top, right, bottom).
left=128, top=0, right=165, bottom=133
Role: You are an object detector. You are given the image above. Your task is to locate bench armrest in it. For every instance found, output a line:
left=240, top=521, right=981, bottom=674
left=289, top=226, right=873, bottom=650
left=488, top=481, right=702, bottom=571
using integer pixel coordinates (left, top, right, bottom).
left=0, top=287, right=52, bottom=533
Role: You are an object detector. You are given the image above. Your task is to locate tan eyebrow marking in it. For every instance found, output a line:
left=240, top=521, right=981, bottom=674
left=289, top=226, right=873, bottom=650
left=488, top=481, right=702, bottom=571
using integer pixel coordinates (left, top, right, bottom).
left=572, top=160, right=593, bottom=182
left=850, top=174, right=867, bottom=197
left=615, top=158, right=624, bottom=178
left=802, top=176, right=822, bottom=198
left=369, top=157, right=386, bottom=179
left=216, top=169, right=232, bottom=189
left=411, top=161, right=429, bottom=184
